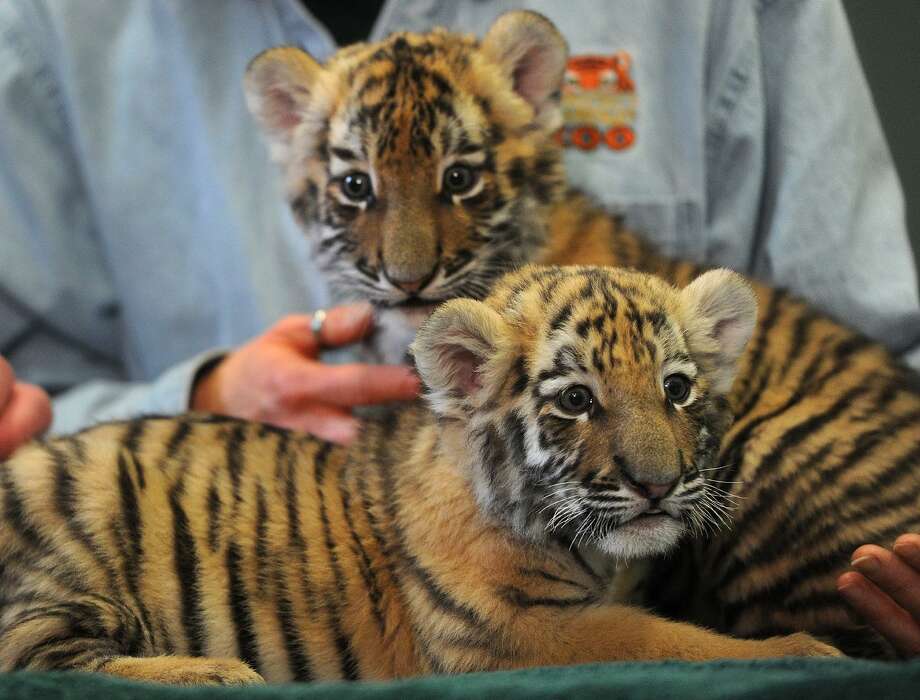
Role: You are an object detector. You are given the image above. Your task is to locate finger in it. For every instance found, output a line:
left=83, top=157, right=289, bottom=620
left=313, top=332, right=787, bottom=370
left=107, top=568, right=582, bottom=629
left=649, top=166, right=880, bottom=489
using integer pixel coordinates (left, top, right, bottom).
left=893, top=534, right=920, bottom=573
left=271, top=304, right=375, bottom=354
left=315, top=303, right=377, bottom=348
left=850, top=544, right=920, bottom=619
left=284, top=363, right=421, bottom=407
left=0, top=383, right=53, bottom=459
left=837, top=571, right=920, bottom=658
left=0, top=357, right=13, bottom=410
left=269, top=403, right=361, bottom=445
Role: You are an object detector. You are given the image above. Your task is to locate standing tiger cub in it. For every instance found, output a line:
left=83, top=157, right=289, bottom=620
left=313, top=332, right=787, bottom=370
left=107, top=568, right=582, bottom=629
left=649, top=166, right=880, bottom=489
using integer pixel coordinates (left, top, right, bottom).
left=244, top=12, right=920, bottom=657
left=0, top=267, right=838, bottom=685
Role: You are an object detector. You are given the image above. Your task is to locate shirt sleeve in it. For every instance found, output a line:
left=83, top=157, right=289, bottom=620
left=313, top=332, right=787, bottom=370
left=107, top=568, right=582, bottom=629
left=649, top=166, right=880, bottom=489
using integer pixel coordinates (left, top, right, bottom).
left=48, top=350, right=228, bottom=434
left=0, top=2, right=225, bottom=433
left=706, top=0, right=920, bottom=368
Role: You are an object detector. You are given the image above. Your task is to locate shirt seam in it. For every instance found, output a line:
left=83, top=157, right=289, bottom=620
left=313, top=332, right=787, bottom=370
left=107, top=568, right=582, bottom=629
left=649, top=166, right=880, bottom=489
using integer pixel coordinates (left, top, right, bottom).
left=703, top=36, right=757, bottom=176
left=1, top=3, right=67, bottom=129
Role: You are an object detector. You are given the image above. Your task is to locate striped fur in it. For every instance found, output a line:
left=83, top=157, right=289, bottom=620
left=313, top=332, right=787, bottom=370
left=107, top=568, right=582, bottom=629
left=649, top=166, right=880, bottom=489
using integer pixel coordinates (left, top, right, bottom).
left=542, top=198, right=920, bottom=658
left=0, top=267, right=840, bottom=686
left=244, top=13, right=566, bottom=362
left=246, top=12, right=920, bottom=658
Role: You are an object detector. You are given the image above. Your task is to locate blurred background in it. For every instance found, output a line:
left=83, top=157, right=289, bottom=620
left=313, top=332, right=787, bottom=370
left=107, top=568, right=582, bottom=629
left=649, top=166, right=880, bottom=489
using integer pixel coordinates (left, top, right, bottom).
left=844, top=0, right=920, bottom=260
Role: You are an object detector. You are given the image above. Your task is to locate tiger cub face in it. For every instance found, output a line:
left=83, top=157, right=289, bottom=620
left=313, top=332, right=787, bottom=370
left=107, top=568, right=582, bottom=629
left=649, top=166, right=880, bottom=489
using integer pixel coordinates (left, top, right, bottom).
left=244, top=12, right=567, bottom=340
left=412, top=266, right=758, bottom=559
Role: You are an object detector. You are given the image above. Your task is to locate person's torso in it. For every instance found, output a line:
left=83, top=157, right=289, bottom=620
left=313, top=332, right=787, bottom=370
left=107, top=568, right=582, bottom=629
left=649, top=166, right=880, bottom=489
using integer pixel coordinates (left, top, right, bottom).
left=35, top=0, right=758, bottom=378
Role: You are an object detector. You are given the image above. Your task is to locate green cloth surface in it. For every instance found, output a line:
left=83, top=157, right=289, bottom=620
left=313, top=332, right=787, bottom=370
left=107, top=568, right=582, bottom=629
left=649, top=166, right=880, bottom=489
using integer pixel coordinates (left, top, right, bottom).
left=2, top=659, right=918, bottom=699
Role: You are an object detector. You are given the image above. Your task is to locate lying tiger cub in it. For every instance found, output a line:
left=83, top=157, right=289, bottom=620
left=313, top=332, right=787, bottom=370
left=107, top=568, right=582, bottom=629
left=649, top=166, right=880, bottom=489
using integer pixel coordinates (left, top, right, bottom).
left=0, top=266, right=838, bottom=685
left=244, top=11, right=920, bottom=657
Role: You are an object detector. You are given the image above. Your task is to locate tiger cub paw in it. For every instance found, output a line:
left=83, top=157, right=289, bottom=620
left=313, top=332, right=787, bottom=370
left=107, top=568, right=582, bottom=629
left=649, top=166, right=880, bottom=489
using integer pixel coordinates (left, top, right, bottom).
left=763, top=632, right=844, bottom=658
left=100, top=655, right=265, bottom=686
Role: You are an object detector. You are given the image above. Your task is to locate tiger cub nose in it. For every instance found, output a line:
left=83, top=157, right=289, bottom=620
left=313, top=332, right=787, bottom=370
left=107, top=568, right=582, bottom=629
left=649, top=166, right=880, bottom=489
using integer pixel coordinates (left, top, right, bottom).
left=622, top=473, right=677, bottom=500
left=393, top=278, right=424, bottom=294
left=385, top=265, right=438, bottom=295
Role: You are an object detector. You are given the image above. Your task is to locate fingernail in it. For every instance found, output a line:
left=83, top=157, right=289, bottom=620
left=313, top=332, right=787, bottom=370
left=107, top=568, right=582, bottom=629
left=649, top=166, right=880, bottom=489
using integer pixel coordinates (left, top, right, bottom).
left=836, top=586, right=865, bottom=623
left=893, top=541, right=920, bottom=560
left=851, top=555, right=880, bottom=575
left=837, top=582, right=858, bottom=597
left=837, top=580, right=867, bottom=602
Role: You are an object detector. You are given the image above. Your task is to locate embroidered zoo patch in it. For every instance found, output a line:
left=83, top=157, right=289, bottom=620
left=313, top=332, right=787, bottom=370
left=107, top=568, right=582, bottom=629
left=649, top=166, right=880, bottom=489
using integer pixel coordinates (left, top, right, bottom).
left=556, top=52, right=637, bottom=152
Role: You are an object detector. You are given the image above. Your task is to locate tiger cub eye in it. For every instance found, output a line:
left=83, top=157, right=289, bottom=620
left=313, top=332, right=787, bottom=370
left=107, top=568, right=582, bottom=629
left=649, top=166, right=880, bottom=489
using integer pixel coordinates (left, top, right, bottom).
left=341, top=172, right=373, bottom=201
left=663, top=374, right=692, bottom=404
left=556, top=385, right=594, bottom=415
left=443, top=164, right=477, bottom=195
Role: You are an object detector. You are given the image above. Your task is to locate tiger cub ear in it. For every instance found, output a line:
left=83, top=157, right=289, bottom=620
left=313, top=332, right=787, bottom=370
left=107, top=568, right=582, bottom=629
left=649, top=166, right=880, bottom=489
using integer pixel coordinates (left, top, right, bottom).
left=244, top=47, right=323, bottom=153
left=480, top=10, right=569, bottom=128
left=411, top=299, right=512, bottom=418
left=679, top=269, right=758, bottom=395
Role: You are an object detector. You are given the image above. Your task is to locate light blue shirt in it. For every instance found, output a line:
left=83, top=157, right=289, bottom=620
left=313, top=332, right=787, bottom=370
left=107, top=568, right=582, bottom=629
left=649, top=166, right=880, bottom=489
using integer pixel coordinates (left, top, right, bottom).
left=1, top=0, right=917, bottom=434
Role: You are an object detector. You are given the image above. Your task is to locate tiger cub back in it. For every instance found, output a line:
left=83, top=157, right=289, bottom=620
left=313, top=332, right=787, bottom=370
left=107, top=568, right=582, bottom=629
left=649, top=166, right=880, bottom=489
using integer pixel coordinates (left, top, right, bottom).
left=0, top=266, right=843, bottom=686
left=647, top=270, right=920, bottom=657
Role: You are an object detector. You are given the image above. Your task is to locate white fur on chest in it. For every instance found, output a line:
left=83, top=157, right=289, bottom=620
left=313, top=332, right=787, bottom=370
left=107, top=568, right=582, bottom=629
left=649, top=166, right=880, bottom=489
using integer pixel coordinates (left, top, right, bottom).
left=364, top=306, right=435, bottom=365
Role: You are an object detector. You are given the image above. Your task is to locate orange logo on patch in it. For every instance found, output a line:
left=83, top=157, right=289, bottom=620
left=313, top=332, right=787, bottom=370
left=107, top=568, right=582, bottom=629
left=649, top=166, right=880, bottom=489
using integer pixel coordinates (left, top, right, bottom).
left=557, top=52, right=637, bottom=152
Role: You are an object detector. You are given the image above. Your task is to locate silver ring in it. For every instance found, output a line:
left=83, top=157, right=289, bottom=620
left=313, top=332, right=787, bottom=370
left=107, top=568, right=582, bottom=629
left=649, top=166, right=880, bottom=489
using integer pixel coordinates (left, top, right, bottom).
left=310, top=309, right=327, bottom=341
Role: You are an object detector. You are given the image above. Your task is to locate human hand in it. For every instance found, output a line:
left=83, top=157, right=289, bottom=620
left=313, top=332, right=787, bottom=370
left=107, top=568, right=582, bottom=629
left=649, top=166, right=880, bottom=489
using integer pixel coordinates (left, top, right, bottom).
left=0, top=356, right=52, bottom=459
left=837, top=534, right=920, bottom=658
left=191, top=303, right=420, bottom=444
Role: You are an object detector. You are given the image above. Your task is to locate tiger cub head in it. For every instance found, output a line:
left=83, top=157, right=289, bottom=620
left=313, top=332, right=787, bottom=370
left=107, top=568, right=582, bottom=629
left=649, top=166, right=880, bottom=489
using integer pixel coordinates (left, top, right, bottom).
left=244, top=12, right=567, bottom=319
left=411, top=266, right=758, bottom=559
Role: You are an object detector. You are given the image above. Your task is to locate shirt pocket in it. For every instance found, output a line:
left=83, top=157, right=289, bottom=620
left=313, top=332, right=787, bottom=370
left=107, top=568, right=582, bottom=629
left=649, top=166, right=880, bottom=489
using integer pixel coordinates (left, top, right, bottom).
left=556, top=46, right=706, bottom=264
left=562, top=147, right=707, bottom=265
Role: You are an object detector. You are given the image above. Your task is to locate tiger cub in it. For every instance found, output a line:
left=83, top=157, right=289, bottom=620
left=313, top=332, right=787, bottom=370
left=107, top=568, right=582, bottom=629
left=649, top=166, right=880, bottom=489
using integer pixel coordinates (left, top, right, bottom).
left=244, top=12, right=920, bottom=657
left=0, top=266, right=840, bottom=685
